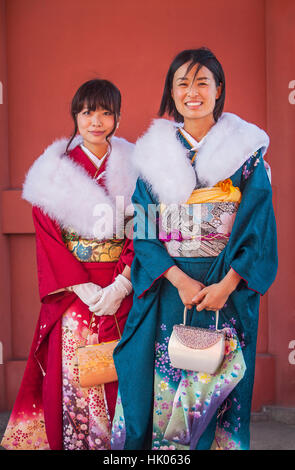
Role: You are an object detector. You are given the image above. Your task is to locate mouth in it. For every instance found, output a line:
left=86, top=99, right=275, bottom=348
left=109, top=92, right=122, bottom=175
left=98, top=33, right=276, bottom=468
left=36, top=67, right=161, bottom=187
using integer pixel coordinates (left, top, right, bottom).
left=89, top=130, right=105, bottom=136
left=185, top=101, right=202, bottom=109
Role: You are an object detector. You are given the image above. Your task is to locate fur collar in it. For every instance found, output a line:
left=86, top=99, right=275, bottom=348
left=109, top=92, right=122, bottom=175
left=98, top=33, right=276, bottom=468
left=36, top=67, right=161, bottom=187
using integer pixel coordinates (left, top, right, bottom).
left=134, top=112, right=270, bottom=204
left=22, top=136, right=137, bottom=239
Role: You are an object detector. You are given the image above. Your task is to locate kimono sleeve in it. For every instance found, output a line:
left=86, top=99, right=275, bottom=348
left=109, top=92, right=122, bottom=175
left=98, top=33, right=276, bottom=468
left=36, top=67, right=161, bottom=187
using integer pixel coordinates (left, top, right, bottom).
left=228, top=150, right=278, bottom=295
left=32, top=206, right=90, bottom=303
left=131, top=178, right=176, bottom=298
left=112, top=237, right=135, bottom=281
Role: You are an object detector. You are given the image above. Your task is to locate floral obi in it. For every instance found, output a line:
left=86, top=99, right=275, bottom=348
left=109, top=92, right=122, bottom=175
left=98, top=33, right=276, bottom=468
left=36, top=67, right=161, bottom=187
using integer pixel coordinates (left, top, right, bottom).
left=159, top=179, right=242, bottom=258
left=62, top=229, right=124, bottom=262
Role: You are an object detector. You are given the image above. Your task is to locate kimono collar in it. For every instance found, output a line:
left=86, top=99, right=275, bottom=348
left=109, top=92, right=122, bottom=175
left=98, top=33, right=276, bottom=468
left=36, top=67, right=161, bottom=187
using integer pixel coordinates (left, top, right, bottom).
left=134, top=112, right=270, bottom=204
left=177, top=127, right=206, bottom=151
left=80, top=143, right=109, bottom=173
left=22, top=135, right=137, bottom=239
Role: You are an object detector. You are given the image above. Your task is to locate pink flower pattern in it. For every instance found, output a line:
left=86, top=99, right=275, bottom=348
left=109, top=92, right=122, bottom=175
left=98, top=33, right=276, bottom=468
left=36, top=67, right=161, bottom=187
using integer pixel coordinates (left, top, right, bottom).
left=62, top=306, right=111, bottom=450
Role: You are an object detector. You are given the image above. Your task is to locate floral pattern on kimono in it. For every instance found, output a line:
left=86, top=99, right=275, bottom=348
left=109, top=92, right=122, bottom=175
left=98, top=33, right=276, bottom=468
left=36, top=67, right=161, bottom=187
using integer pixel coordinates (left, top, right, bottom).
left=62, top=304, right=111, bottom=450
left=112, top=320, right=246, bottom=450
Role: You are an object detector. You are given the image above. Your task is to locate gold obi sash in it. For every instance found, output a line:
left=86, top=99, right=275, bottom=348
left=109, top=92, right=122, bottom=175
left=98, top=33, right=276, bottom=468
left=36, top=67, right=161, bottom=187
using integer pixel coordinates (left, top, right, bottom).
left=159, top=179, right=242, bottom=258
left=62, top=230, right=124, bottom=262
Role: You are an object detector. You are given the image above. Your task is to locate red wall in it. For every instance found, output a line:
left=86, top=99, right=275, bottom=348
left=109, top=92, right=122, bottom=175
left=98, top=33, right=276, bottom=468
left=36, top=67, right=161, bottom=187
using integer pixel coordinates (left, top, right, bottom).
left=6, top=0, right=267, bottom=187
left=0, top=0, right=11, bottom=411
left=0, top=0, right=294, bottom=411
left=266, top=0, right=295, bottom=406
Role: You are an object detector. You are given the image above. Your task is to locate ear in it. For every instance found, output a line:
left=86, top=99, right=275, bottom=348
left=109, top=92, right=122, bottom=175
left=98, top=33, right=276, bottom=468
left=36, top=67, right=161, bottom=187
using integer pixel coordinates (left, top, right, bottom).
left=171, top=87, right=174, bottom=100
left=216, top=83, right=222, bottom=100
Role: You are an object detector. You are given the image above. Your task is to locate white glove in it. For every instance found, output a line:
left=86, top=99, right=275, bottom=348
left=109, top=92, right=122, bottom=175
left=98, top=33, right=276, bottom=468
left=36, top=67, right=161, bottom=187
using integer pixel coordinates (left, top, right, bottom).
left=66, top=282, right=103, bottom=306
left=89, top=274, right=132, bottom=316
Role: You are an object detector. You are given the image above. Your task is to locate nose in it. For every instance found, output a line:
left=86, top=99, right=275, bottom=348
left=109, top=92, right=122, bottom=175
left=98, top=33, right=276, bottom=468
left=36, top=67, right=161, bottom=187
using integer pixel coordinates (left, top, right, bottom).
left=91, top=113, right=102, bottom=127
left=187, top=82, right=199, bottom=97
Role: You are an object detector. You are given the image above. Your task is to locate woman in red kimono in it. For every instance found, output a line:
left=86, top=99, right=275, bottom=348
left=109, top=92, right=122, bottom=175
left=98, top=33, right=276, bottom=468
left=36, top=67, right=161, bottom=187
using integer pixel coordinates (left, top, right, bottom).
left=1, top=79, right=137, bottom=450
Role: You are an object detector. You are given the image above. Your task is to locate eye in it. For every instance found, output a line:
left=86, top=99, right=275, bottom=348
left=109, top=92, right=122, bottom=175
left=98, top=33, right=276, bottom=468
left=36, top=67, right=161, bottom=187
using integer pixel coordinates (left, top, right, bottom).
left=103, top=110, right=113, bottom=116
left=178, top=82, right=188, bottom=87
left=198, top=82, right=208, bottom=86
left=82, top=109, right=90, bottom=115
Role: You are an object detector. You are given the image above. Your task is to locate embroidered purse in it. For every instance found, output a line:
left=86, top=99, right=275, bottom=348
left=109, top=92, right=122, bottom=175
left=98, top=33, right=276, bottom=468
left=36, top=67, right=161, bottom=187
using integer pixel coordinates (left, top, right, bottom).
left=168, top=307, right=225, bottom=375
left=77, top=312, right=121, bottom=388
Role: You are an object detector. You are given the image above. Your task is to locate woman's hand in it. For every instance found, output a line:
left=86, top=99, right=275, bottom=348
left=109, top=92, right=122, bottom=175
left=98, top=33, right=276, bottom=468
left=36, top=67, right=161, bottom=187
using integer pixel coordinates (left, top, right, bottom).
left=89, top=274, right=132, bottom=316
left=192, top=283, right=230, bottom=311
left=66, top=282, right=102, bottom=306
left=192, top=268, right=242, bottom=311
left=164, top=266, right=205, bottom=309
left=178, top=277, right=206, bottom=309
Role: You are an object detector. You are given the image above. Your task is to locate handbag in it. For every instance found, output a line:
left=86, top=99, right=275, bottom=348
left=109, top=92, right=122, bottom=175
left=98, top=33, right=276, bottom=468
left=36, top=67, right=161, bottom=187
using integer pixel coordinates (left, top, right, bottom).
left=168, top=307, right=225, bottom=375
left=76, top=311, right=121, bottom=388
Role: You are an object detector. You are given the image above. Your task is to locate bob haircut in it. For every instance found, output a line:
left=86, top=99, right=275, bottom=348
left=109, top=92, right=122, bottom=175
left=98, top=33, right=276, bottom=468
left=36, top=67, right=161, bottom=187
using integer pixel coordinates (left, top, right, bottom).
left=159, top=47, right=225, bottom=123
left=66, top=79, right=121, bottom=154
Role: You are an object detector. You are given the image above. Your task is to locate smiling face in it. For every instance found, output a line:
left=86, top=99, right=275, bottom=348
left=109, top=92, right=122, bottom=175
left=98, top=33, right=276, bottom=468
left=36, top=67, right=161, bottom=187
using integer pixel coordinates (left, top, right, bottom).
left=171, top=62, right=221, bottom=124
left=77, top=106, right=116, bottom=156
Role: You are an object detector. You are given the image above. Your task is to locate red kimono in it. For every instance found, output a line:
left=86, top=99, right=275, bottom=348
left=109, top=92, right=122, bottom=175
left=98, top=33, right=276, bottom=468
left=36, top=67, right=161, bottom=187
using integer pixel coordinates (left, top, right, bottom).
left=1, top=142, right=135, bottom=450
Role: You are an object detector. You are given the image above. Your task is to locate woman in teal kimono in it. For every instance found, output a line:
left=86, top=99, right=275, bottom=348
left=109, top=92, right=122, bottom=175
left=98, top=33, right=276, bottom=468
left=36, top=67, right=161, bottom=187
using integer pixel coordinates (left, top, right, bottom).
left=112, top=48, right=278, bottom=450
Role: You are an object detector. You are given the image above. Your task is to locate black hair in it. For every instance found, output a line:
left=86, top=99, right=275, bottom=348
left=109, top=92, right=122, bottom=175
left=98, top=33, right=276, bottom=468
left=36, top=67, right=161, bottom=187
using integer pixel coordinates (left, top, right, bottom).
left=66, top=79, right=121, bottom=154
left=158, top=47, right=225, bottom=122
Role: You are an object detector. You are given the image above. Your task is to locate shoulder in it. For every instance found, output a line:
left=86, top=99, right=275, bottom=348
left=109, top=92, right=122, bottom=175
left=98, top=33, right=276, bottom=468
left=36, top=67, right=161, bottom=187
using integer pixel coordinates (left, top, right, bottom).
left=133, top=118, right=184, bottom=174
left=23, top=135, right=82, bottom=180
left=216, top=112, right=270, bottom=156
left=108, top=136, right=135, bottom=168
left=112, top=135, right=134, bottom=146
left=22, top=136, right=90, bottom=208
left=104, top=136, right=138, bottom=204
left=135, top=118, right=179, bottom=148
left=107, top=135, right=136, bottom=171
left=111, top=135, right=134, bottom=153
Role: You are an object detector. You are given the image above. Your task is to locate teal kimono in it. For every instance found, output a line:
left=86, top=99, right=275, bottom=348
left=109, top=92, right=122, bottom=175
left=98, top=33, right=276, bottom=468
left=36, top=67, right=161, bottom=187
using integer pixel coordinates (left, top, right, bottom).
left=112, top=116, right=278, bottom=450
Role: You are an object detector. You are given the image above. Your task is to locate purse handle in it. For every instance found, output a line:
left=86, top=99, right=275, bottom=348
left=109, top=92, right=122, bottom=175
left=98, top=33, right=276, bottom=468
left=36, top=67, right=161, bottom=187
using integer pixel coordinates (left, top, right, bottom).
left=183, top=306, right=220, bottom=331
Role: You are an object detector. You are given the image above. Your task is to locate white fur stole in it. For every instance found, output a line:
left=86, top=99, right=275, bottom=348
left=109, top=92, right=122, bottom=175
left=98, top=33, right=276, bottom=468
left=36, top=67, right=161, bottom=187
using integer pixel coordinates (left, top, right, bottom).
left=134, top=113, right=270, bottom=204
left=22, top=136, right=137, bottom=239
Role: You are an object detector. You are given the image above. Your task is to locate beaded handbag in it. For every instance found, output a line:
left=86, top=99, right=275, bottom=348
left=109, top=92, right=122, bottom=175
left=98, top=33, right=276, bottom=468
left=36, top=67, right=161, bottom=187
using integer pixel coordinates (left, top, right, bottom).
left=168, top=307, right=225, bottom=375
left=77, top=312, right=121, bottom=388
